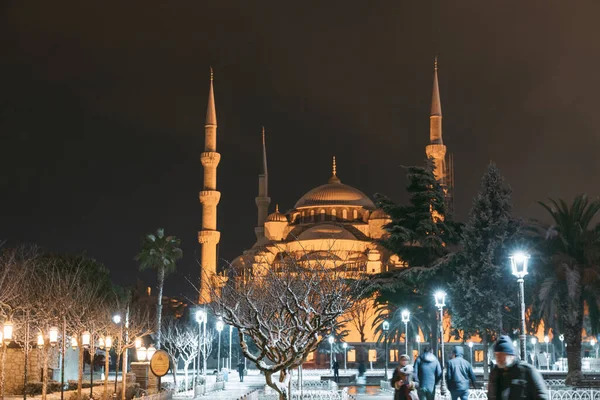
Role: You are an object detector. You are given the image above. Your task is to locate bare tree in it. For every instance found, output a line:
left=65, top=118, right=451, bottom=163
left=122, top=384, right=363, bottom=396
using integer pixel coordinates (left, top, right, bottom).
left=348, top=297, right=376, bottom=343
left=207, top=250, right=368, bottom=400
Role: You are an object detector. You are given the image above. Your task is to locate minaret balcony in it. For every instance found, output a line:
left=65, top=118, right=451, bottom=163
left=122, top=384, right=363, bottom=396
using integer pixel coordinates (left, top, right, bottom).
left=199, top=190, right=221, bottom=205
left=200, top=152, right=221, bottom=168
left=198, top=230, right=221, bottom=244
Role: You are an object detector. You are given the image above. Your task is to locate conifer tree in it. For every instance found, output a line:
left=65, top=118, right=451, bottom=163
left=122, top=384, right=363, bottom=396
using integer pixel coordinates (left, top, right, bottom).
left=371, top=158, right=459, bottom=354
left=446, top=163, right=520, bottom=379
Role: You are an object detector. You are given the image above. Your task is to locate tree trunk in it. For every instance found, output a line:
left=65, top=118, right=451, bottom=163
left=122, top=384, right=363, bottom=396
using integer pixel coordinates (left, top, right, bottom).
left=156, top=267, right=165, bottom=349
left=77, top=338, right=83, bottom=397
left=565, top=307, right=584, bottom=385
left=171, top=360, right=178, bottom=390
left=482, top=331, right=489, bottom=381
left=265, top=370, right=290, bottom=400
left=184, top=364, right=189, bottom=392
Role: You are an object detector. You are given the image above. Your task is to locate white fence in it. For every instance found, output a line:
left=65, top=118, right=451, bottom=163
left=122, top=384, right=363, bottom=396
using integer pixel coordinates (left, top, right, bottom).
left=135, top=390, right=173, bottom=400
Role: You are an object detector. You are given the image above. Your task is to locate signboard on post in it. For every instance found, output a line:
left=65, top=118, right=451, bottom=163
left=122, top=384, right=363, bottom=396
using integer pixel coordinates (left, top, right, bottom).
left=150, top=349, right=170, bottom=391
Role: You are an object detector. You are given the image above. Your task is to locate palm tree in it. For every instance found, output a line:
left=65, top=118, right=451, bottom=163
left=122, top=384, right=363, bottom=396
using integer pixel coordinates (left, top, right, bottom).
left=135, top=228, right=183, bottom=349
left=537, top=194, right=600, bottom=385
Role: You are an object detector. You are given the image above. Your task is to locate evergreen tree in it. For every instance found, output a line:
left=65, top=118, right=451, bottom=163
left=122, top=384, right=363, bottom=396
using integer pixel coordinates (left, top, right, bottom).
left=446, top=163, right=520, bottom=379
left=370, top=158, right=460, bottom=354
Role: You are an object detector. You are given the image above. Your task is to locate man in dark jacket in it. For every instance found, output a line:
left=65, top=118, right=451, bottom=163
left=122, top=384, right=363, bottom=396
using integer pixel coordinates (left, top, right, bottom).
left=413, top=347, right=442, bottom=400
left=488, top=336, right=548, bottom=400
left=446, top=346, right=478, bottom=400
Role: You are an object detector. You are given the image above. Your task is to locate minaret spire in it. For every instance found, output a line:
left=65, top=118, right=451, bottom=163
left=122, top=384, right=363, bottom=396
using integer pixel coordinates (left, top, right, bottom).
left=426, top=57, right=447, bottom=184
left=255, top=126, right=271, bottom=240
left=198, top=68, right=221, bottom=304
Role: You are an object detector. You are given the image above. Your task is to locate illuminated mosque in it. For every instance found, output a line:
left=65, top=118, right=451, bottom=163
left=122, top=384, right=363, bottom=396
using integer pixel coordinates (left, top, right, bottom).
left=197, top=61, right=454, bottom=364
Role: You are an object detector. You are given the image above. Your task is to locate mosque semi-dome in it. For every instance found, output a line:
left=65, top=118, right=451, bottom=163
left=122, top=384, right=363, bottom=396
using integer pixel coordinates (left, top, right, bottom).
left=267, top=205, right=288, bottom=222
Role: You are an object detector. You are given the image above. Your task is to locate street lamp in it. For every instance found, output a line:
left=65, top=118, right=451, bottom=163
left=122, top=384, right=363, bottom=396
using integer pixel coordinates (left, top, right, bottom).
left=382, top=320, right=390, bottom=379
left=136, top=346, right=147, bottom=362
left=342, top=343, right=348, bottom=372
left=112, top=314, right=123, bottom=395
left=510, top=252, right=530, bottom=362
left=558, top=334, right=565, bottom=370
left=416, top=335, right=421, bottom=356
left=71, top=337, right=78, bottom=349
left=468, top=341, right=474, bottom=364
left=216, top=319, right=224, bottom=372
left=82, top=331, right=91, bottom=349
left=147, top=344, right=156, bottom=360
left=544, top=336, right=550, bottom=370
left=134, top=337, right=142, bottom=350
left=3, top=321, right=14, bottom=345
left=434, top=290, right=447, bottom=396
left=104, top=336, right=112, bottom=393
left=49, top=327, right=59, bottom=347
left=401, top=310, right=410, bottom=356
left=531, top=337, right=537, bottom=365
left=195, top=309, right=207, bottom=382
left=328, top=336, right=335, bottom=374
left=37, top=333, right=44, bottom=349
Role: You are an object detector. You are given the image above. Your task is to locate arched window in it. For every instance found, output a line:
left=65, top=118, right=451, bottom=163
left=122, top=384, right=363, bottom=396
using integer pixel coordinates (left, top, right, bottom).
left=310, top=210, right=315, bottom=222
left=301, top=211, right=305, bottom=223
left=320, top=209, right=326, bottom=221
left=352, top=209, right=358, bottom=220
left=342, top=209, right=348, bottom=220
left=331, top=209, right=337, bottom=221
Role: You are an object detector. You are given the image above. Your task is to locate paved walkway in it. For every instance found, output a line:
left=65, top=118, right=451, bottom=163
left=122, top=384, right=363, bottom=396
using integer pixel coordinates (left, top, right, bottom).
left=173, top=373, right=263, bottom=400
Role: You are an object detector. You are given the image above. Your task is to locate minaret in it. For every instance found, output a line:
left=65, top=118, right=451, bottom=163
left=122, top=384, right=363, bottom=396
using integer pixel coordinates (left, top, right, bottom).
left=255, top=126, right=271, bottom=239
left=198, top=68, right=221, bottom=304
left=425, top=57, right=447, bottom=185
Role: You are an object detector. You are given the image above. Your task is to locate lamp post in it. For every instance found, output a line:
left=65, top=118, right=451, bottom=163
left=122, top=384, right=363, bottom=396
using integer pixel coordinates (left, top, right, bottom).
left=104, top=336, right=112, bottom=393
left=113, top=314, right=122, bottom=395
left=229, top=325, right=233, bottom=370
left=382, top=320, right=390, bottom=380
left=544, top=336, right=550, bottom=370
left=416, top=335, right=421, bottom=356
left=592, top=338, right=598, bottom=359
left=216, top=319, right=224, bottom=372
left=328, top=336, right=334, bottom=374
left=510, top=252, right=530, bottom=362
left=196, top=309, right=207, bottom=381
left=401, top=310, right=410, bottom=356
left=434, top=290, right=447, bottom=396
left=468, top=341, right=474, bottom=364
left=558, top=334, right=565, bottom=371
left=531, top=337, right=537, bottom=366
left=342, top=343, right=347, bottom=372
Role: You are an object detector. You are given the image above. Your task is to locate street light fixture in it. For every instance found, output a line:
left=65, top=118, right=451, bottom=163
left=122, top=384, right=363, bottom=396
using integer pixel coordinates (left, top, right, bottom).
left=195, top=309, right=207, bottom=381
left=3, top=321, right=14, bottom=345
left=468, top=341, right=474, bottom=364
left=382, top=320, right=390, bottom=380
left=416, top=335, right=421, bottom=355
left=216, top=319, right=224, bottom=372
left=113, top=315, right=121, bottom=324
left=531, top=337, right=537, bottom=364
left=544, top=336, right=550, bottom=369
left=401, top=310, right=410, bottom=356
left=134, top=337, right=142, bottom=350
left=328, top=336, right=335, bottom=374
left=37, top=333, right=44, bottom=349
left=434, top=291, right=447, bottom=396
left=49, top=327, right=59, bottom=347
left=136, top=346, right=147, bottom=362
left=510, top=252, right=530, bottom=362
left=82, top=331, right=91, bottom=349
left=342, top=343, right=348, bottom=372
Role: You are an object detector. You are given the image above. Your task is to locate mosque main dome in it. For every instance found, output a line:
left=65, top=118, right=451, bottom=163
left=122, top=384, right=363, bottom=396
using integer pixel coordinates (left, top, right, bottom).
left=293, top=157, right=375, bottom=210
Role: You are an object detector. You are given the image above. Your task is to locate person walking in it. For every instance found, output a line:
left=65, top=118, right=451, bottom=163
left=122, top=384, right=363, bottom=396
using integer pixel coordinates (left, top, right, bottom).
left=237, top=361, right=245, bottom=382
left=333, top=360, right=340, bottom=382
left=446, top=345, right=478, bottom=400
left=413, top=347, right=442, bottom=400
left=391, top=354, right=419, bottom=400
left=487, top=336, right=548, bottom=400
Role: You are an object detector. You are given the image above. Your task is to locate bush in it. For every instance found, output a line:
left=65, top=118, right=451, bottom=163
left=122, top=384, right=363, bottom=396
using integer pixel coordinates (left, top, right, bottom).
left=68, top=393, right=90, bottom=400
left=124, top=383, right=141, bottom=400
left=24, top=381, right=62, bottom=395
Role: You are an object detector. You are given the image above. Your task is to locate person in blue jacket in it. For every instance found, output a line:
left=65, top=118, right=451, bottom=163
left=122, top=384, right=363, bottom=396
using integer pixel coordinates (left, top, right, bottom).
left=446, top=345, right=478, bottom=400
left=413, top=347, right=442, bottom=400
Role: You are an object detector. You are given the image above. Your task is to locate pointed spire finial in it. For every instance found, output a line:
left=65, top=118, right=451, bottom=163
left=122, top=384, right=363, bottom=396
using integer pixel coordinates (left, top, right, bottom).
left=262, top=126, right=265, bottom=145
left=328, top=156, right=341, bottom=184
left=210, top=66, right=214, bottom=81
left=206, top=67, right=217, bottom=126
left=276, top=204, right=279, bottom=213
left=431, top=57, right=442, bottom=117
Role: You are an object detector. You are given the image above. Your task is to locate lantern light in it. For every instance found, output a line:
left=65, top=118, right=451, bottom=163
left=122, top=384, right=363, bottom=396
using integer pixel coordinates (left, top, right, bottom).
left=401, top=310, right=410, bottom=323
left=112, top=315, right=121, bottom=324
left=3, top=321, right=14, bottom=344
left=544, top=335, right=549, bottom=344
left=468, top=341, right=473, bottom=349
left=37, top=333, right=44, bottom=348
left=105, top=336, right=112, bottom=349
left=196, top=309, right=206, bottom=324
left=328, top=336, right=334, bottom=344
left=134, top=337, right=142, bottom=349
left=136, top=346, right=147, bottom=362
left=416, top=335, right=421, bottom=343
left=147, top=344, right=157, bottom=360
left=49, top=327, right=59, bottom=347
left=510, top=252, right=530, bottom=279
left=81, top=331, right=91, bottom=348
left=71, top=337, right=78, bottom=349
left=531, top=337, right=537, bottom=345
left=98, top=337, right=105, bottom=349
left=382, top=320, right=390, bottom=332
left=434, top=291, right=447, bottom=308
left=216, top=319, right=224, bottom=332
left=559, top=334, right=564, bottom=342
left=342, top=342, right=347, bottom=349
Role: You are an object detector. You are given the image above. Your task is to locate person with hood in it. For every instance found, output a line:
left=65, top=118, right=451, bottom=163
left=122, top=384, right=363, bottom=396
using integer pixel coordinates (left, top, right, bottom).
left=413, top=347, right=442, bottom=400
left=391, top=354, right=419, bottom=400
left=487, top=336, right=548, bottom=400
left=446, top=345, right=478, bottom=400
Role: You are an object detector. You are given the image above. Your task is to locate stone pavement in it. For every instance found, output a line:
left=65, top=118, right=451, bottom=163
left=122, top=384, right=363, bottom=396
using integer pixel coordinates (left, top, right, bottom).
left=173, top=372, right=264, bottom=400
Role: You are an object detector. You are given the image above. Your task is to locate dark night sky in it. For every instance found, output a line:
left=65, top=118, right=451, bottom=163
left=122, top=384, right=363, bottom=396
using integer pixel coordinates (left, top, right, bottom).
left=2, top=1, right=600, bottom=298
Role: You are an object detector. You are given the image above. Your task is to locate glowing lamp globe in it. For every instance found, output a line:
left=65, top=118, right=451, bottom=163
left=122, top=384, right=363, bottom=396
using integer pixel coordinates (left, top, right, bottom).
left=49, top=327, right=59, bottom=347
left=105, top=336, right=112, bottom=349
left=3, top=321, right=14, bottom=344
left=112, top=315, right=121, bottom=324
left=434, top=291, right=446, bottom=308
left=71, top=337, right=78, bottom=349
left=81, top=331, right=91, bottom=348
left=544, top=335, right=549, bottom=344
left=401, top=310, right=410, bottom=323
left=559, top=334, right=564, bottom=342
left=328, top=336, right=334, bottom=344
left=98, top=337, right=105, bottom=349
left=196, top=309, right=206, bottom=324
left=216, top=320, right=224, bottom=332
left=147, top=344, right=157, bottom=360
left=510, top=252, right=530, bottom=279
left=136, top=346, right=147, bottom=361
left=416, top=336, right=421, bottom=343
left=531, top=337, right=537, bottom=345
left=342, top=342, right=347, bottom=349
left=468, top=341, right=473, bottom=349
left=382, top=320, right=390, bottom=332
left=134, top=337, right=142, bottom=349
left=37, top=333, right=44, bottom=348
